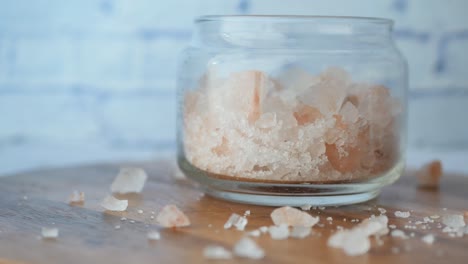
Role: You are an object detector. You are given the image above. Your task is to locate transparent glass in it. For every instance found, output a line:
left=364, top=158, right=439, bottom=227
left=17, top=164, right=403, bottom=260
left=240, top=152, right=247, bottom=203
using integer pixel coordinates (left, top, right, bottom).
left=176, top=15, right=408, bottom=206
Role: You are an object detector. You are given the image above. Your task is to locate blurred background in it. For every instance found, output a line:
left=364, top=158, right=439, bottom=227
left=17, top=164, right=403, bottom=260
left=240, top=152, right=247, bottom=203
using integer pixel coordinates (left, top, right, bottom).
left=0, top=0, right=467, bottom=176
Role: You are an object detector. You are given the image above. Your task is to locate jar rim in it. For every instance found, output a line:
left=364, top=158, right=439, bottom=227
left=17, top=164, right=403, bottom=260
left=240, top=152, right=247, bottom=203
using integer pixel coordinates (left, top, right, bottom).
left=195, top=15, right=393, bottom=25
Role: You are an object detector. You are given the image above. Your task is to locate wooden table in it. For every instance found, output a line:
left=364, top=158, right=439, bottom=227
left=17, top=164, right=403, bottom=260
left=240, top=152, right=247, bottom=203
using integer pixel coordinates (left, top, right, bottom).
left=0, top=160, right=467, bottom=264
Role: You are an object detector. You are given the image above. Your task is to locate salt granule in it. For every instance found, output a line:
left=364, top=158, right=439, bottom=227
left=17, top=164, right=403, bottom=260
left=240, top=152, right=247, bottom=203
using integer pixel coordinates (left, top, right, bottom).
left=233, top=237, right=265, bottom=259
left=268, top=224, right=290, bottom=240
left=290, top=226, right=312, bottom=239
left=248, top=229, right=261, bottom=237
left=224, top=213, right=248, bottom=231
left=300, top=205, right=312, bottom=211
left=377, top=208, right=387, bottom=214
left=259, top=226, right=269, bottom=233
left=391, top=230, right=408, bottom=239
left=110, top=167, right=148, bottom=194
left=41, top=227, right=59, bottom=239
left=100, top=195, right=128, bottom=211
left=69, top=190, right=85, bottom=204
left=422, top=234, right=435, bottom=245
left=137, top=209, right=144, bottom=214
left=156, top=205, right=191, bottom=228
left=271, top=206, right=319, bottom=227
left=147, top=231, right=161, bottom=240
left=395, top=211, right=411, bottom=218
left=203, top=245, right=232, bottom=260
left=442, top=214, right=466, bottom=228
left=416, top=160, right=443, bottom=188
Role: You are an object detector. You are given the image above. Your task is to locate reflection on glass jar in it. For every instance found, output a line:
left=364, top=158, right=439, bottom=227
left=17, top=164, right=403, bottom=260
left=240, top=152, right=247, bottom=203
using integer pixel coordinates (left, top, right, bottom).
left=177, top=16, right=408, bottom=206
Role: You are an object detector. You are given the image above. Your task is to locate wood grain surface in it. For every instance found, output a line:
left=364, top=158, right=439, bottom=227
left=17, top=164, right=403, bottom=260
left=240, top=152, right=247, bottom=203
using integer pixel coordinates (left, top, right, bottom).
left=0, top=160, right=467, bottom=264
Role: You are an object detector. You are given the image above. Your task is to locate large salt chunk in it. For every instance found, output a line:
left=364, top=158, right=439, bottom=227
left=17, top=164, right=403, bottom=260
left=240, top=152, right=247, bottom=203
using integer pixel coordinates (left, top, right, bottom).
left=111, top=167, right=148, bottom=194
left=100, top=195, right=128, bottom=211
left=358, top=215, right=389, bottom=236
left=233, top=237, right=265, bottom=259
left=203, top=245, right=232, bottom=260
left=156, top=205, right=191, bottom=228
left=41, top=227, right=59, bottom=239
left=271, top=206, right=319, bottom=227
left=416, top=160, right=443, bottom=188
left=339, top=101, right=359, bottom=124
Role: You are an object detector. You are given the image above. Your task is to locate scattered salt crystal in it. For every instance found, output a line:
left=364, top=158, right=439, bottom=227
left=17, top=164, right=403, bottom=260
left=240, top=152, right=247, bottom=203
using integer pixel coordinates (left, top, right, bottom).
left=290, top=226, right=311, bottom=239
left=111, top=167, right=148, bottom=194
left=422, top=234, right=435, bottom=245
left=416, top=160, right=442, bottom=188
left=151, top=211, right=156, bottom=214
left=100, top=195, right=128, bottom=211
left=410, top=232, right=415, bottom=237
left=156, top=205, right=190, bottom=228
left=378, top=208, right=387, bottom=214
left=41, top=227, right=59, bottom=239
left=268, top=224, right=290, bottom=240
left=326, top=217, right=333, bottom=221
left=203, top=245, right=232, bottom=260
left=244, top=210, right=251, bottom=216
left=137, top=209, right=144, bottom=214
left=130, top=220, right=135, bottom=223
left=341, top=230, right=371, bottom=256
left=430, top=215, right=440, bottom=219
left=147, top=231, right=161, bottom=240
left=248, top=229, right=261, bottom=237
left=389, top=224, right=396, bottom=229
left=69, top=190, right=85, bottom=204
left=300, top=204, right=312, bottom=211
left=318, top=206, right=326, bottom=210
left=150, top=215, right=155, bottom=219
left=23, top=196, right=28, bottom=200
left=271, top=206, right=319, bottom=227
left=442, top=214, right=466, bottom=228
left=233, top=237, right=265, bottom=259
left=359, top=215, right=389, bottom=236
left=259, top=226, right=268, bottom=233
left=224, top=213, right=248, bottom=231
left=120, top=217, right=127, bottom=221
left=395, top=211, right=410, bottom=218
left=114, top=225, right=121, bottom=230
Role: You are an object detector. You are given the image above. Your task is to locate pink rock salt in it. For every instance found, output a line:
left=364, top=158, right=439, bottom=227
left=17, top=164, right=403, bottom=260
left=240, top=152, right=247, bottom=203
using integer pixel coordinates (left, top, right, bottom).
left=416, top=160, right=443, bottom=188
left=156, top=205, right=191, bottom=228
left=271, top=206, right=319, bottom=227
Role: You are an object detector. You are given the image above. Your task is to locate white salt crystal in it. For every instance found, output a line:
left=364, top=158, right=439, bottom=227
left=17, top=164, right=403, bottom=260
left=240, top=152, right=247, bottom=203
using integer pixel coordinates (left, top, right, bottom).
left=150, top=215, right=155, bottom=219
left=377, top=208, right=387, bottom=214
left=156, top=205, right=190, bottom=228
left=120, top=217, right=127, bottom=221
left=147, top=231, right=161, bottom=240
left=259, top=226, right=269, bottom=233
left=69, top=190, right=85, bottom=204
left=233, top=237, right=265, bottom=259
left=100, top=196, right=128, bottom=211
left=342, top=231, right=371, bottom=256
left=114, top=225, right=121, bottom=230
left=290, top=226, right=311, bottom=239
left=268, top=224, right=290, bottom=240
left=244, top=210, right=251, bottom=216
left=130, top=220, right=135, bottom=224
left=395, top=211, right=411, bottom=218
left=223, top=213, right=248, bottom=231
left=248, top=229, right=261, bottom=237
left=271, top=206, right=319, bottom=227
left=203, top=245, right=232, bottom=260
left=391, top=230, right=408, bottom=239
left=41, top=227, right=59, bottom=239
left=111, top=167, right=148, bottom=194
left=442, top=214, right=466, bottom=228
left=326, top=217, right=333, bottom=221
left=359, top=215, right=389, bottom=236
left=340, top=101, right=359, bottom=123
left=300, top=204, right=312, bottom=211
left=137, top=209, right=144, bottom=214
left=422, top=234, right=435, bottom=245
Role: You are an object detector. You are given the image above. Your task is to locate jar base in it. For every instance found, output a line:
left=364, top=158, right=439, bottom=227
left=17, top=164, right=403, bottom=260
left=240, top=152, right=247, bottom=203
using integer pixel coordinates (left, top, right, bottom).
left=205, top=188, right=379, bottom=207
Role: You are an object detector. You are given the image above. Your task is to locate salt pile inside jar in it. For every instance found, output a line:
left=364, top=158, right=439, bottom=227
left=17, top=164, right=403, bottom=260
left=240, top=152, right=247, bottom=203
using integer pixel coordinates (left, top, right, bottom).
left=183, top=67, right=401, bottom=182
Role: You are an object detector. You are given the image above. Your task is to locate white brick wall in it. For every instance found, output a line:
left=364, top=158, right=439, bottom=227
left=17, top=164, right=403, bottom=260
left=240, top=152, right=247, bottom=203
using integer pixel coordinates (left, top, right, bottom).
left=0, top=0, right=467, bottom=174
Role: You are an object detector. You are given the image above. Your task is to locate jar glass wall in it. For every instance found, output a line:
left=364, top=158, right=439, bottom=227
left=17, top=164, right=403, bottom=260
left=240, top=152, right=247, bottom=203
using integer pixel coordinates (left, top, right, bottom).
left=176, top=16, right=408, bottom=206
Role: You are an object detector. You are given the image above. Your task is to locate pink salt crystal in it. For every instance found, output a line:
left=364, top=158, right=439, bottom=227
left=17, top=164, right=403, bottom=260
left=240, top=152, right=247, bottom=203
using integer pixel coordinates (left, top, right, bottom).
left=339, top=101, right=359, bottom=124
left=325, top=140, right=361, bottom=173
left=111, top=167, right=148, bottom=194
left=293, top=104, right=322, bottom=125
left=271, top=206, right=319, bottom=227
left=358, top=215, right=389, bottom=236
left=100, top=195, right=128, bottom=212
left=277, top=67, right=320, bottom=93
left=156, top=205, right=191, bottom=228
left=233, top=237, right=265, bottom=259
left=416, top=160, right=443, bottom=188
left=68, top=190, right=85, bottom=204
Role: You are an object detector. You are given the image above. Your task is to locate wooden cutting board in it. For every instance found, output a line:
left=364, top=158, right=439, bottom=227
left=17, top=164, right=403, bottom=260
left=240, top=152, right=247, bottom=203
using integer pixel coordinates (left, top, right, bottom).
left=0, top=160, right=467, bottom=264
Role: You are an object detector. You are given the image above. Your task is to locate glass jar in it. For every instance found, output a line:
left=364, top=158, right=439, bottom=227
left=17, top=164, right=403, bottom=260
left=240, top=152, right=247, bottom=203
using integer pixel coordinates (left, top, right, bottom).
left=176, top=15, right=408, bottom=206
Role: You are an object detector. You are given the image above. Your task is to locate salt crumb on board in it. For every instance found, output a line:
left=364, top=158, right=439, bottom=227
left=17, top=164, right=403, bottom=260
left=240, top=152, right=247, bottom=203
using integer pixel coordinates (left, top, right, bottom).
left=271, top=206, right=319, bottom=227
left=68, top=190, right=85, bottom=204
left=395, top=211, right=411, bottom=218
left=422, top=234, right=435, bottom=245
left=156, top=205, right=190, bottom=228
left=147, top=231, right=161, bottom=241
left=203, top=245, right=232, bottom=260
left=290, top=226, right=312, bottom=239
left=224, top=213, right=248, bottom=231
left=268, top=224, right=290, bottom=240
left=233, top=237, right=265, bottom=259
left=100, top=195, right=128, bottom=212
left=111, top=167, right=148, bottom=194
